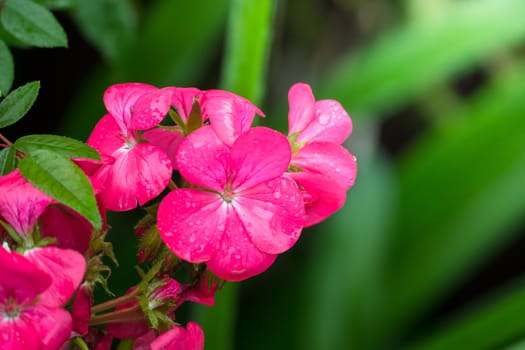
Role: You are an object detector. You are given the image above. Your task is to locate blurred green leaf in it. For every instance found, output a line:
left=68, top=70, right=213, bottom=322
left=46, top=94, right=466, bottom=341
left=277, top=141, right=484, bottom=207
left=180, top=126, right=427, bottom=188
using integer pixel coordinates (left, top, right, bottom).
left=221, top=0, right=276, bottom=103
left=320, top=0, right=525, bottom=116
left=0, top=147, right=16, bottom=175
left=0, top=81, right=40, bottom=129
left=19, top=149, right=102, bottom=230
left=385, top=65, right=525, bottom=340
left=0, top=40, right=14, bottom=96
left=34, top=0, right=75, bottom=10
left=297, top=124, right=396, bottom=350
left=409, top=279, right=525, bottom=350
left=60, top=0, right=229, bottom=139
left=0, top=0, right=67, bottom=48
left=14, top=134, right=100, bottom=159
left=71, top=0, right=136, bottom=62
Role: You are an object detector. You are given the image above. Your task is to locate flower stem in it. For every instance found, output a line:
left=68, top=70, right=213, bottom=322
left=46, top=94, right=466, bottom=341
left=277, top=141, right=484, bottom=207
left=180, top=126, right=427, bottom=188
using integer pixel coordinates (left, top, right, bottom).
left=91, top=287, right=141, bottom=314
left=89, top=304, right=144, bottom=326
left=0, top=133, right=12, bottom=146
left=169, top=179, right=178, bottom=190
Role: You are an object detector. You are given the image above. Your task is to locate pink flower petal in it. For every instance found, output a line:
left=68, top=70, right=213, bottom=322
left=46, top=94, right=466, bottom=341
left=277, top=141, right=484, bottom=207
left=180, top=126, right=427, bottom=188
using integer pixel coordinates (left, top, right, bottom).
left=103, top=83, right=157, bottom=132
left=201, top=89, right=264, bottom=146
left=0, top=247, right=51, bottom=300
left=72, top=284, right=92, bottom=335
left=287, top=83, right=316, bottom=136
left=87, top=114, right=128, bottom=155
left=150, top=322, right=204, bottom=350
left=96, top=143, right=172, bottom=211
left=0, top=169, right=54, bottom=236
left=25, top=246, right=86, bottom=307
left=169, top=87, right=203, bottom=121
left=130, top=88, right=173, bottom=130
left=289, top=172, right=347, bottom=227
left=292, top=141, right=357, bottom=190
left=132, top=330, right=157, bottom=350
left=158, top=189, right=226, bottom=263
left=143, top=127, right=185, bottom=169
left=23, top=305, right=73, bottom=350
left=40, top=205, right=93, bottom=253
left=0, top=316, right=40, bottom=350
left=231, top=127, right=291, bottom=192
left=234, top=176, right=304, bottom=254
left=176, top=126, right=230, bottom=193
left=207, top=208, right=277, bottom=281
left=296, top=99, right=352, bottom=144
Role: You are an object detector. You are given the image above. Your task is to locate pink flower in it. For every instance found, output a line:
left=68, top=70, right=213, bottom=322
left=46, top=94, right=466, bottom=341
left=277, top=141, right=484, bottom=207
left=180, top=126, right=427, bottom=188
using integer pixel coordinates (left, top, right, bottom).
left=87, top=83, right=174, bottom=211
left=0, top=246, right=84, bottom=350
left=0, top=169, right=97, bottom=252
left=158, top=126, right=304, bottom=281
left=287, top=83, right=357, bottom=226
left=150, top=322, right=204, bottom=350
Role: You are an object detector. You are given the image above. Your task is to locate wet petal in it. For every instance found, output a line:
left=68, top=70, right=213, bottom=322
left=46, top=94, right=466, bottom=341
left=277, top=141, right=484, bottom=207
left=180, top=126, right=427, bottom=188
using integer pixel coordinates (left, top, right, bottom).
left=289, top=172, right=347, bottom=227
left=96, top=143, right=172, bottom=211
left=292, top=141, right=357, bottom=190
left=130, top=87, right=173, bottom=130
left=25, top=246, right=86, bottom=307
left=207, top=208, right=276, bottom=281
left=201, top=89, right=264, bottom=146
left=287, top=82, right=316, bottom=136
left=176, top=126, right=230, bottom=192
left=103, top=83, right=157, bottom=131
left=0, top=316, right=40, bottom=350
left=235, top=176, right=304, bottom=254
left=169, top=87, right=202, bottom=120
left=143, top=127, right=185, bottom=169
left=231, top=127, right=291, bottom=192
left=23, top=305, right=72, bottom=350
left=87, top=113, right=128, bottom=155
left=297, top=99, right=352, bottom=144
left=0, top=169, right=54, bottom=236
left=158, top=189, right=226, bottom=263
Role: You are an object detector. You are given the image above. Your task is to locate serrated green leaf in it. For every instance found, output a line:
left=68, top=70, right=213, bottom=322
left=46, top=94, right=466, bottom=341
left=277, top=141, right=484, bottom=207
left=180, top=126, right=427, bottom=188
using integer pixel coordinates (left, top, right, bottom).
left=0, top=0, right=67, bottom=48
left=0, top=147, right=16, bottom=175
left=0, top=40, right=14, bottom=96
left=0, top=81, right=40, bottom=129
left=14, top=134, right=100, bottom=160
left=71, top=0, right=136, bottom=62
left=18, top=149, right=101, bottom=230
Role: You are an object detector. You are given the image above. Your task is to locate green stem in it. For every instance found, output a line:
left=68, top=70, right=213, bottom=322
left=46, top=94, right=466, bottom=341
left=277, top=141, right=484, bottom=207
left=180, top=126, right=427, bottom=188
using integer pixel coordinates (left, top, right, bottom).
left=89, top=304, right=144, bottom=326
left=91, top=287, right=141, bottom=314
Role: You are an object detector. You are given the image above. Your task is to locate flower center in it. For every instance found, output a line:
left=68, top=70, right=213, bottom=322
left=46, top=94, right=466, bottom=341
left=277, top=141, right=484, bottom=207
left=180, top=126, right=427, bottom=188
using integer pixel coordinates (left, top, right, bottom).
left=1, top=297, right=21, bottom=319
left=221, top=184, right=235, bottom=203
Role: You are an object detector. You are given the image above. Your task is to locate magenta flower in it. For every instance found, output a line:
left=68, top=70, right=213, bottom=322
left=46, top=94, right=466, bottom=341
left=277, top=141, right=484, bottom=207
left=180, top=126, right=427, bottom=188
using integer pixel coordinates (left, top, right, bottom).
left=0, top=246, right=85, bottom=350
left=158, top=126, right=304, bottom=281
left=0, top=169, right=97, bottom=252
left=87, top=83, right=174, bottom=211
left=150, top=322, right=204, bottom=350
left=287, top=83, right=357, bottom=226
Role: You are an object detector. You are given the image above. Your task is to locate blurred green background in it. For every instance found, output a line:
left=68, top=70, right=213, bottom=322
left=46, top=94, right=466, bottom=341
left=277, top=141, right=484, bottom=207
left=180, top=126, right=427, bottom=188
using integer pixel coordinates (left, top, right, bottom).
left=7, top=0, right=525, bottom=349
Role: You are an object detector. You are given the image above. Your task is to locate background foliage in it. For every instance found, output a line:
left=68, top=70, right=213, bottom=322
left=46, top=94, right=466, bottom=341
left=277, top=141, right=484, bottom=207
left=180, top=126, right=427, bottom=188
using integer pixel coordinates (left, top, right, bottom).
left=3, top=0, right=525, bottom=349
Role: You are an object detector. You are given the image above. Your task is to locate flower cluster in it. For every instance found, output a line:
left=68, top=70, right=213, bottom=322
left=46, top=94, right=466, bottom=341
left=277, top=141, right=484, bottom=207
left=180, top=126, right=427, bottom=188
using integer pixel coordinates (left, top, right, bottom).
left=0, top=82, right=355, bottom=349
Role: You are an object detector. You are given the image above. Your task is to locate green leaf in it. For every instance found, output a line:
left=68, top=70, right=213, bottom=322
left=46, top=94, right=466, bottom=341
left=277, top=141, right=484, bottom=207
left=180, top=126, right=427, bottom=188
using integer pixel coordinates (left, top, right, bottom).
left=0, top=40, right=14, bottom=96
left=319, top=0, right=525, bottom=117
left=409, top=279, right=525, bottom=350
left=71, top=0, right=136, bottom=62
left=0, top=81, right=40, bottom=129
left=220, top=0, right=276, bottom=103
left=0, top=0, right=67, bottom=48
left=385, top=64, right=525, bottom=338
left=0, top=147, right=16, bottom=175
left=34, top=0, right=75, bottom=10
left=18, top=149, right=102, bottom=230
left=14, top=134, right=100, bottom=160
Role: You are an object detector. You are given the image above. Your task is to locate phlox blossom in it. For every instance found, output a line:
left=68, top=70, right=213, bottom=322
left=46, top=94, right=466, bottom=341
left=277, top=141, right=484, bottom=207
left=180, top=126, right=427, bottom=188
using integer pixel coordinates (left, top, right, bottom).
left=158, top=126, right=304, bottom=281
left=287, top=83, right=357, bottom=226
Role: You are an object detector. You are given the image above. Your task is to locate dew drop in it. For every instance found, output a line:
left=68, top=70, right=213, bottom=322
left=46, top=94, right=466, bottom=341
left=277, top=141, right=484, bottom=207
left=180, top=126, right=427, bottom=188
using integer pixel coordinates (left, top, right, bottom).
left=318, top=113, right=330, bottom=125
